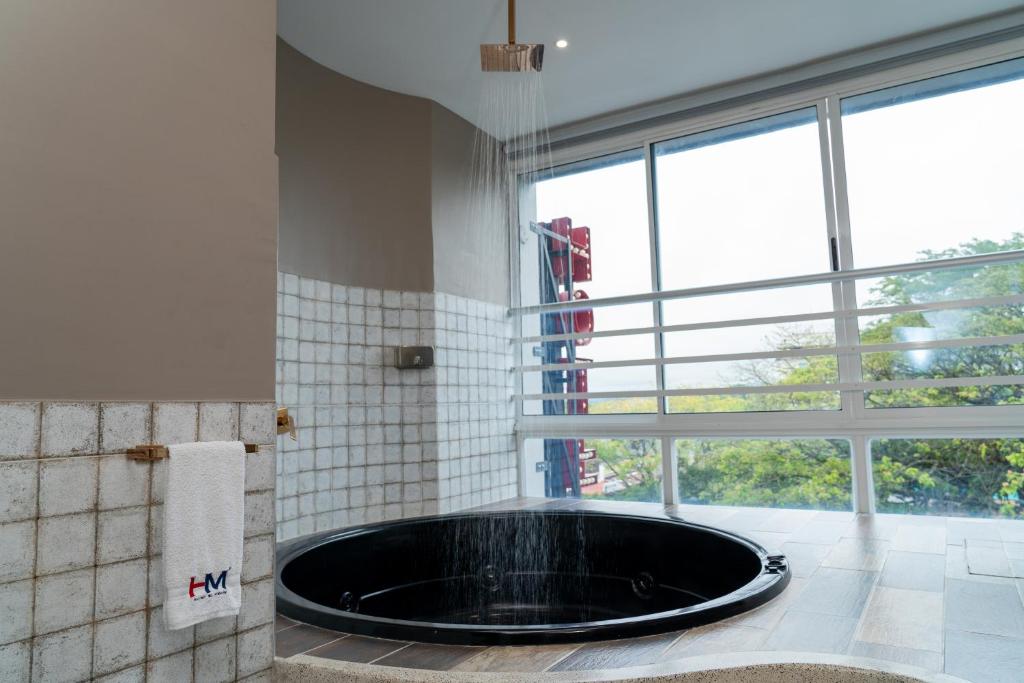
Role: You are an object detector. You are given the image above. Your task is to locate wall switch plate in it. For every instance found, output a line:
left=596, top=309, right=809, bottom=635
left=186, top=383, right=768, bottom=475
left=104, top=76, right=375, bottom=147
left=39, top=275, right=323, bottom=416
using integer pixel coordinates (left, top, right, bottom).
left=394, top=346, right=434, bottom=369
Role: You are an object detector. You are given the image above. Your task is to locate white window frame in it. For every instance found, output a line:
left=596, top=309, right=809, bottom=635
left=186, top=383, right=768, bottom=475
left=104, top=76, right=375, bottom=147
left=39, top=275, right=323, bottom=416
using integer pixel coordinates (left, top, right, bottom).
left=510, top=36, right=1024, bottom=513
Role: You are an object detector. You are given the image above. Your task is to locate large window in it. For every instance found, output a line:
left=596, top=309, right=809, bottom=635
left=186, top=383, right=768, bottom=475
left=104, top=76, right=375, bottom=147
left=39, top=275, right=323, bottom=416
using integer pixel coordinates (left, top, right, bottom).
left=654, top=109, right=841, bottom=414
left=515, top=54, right=1024, bottom=518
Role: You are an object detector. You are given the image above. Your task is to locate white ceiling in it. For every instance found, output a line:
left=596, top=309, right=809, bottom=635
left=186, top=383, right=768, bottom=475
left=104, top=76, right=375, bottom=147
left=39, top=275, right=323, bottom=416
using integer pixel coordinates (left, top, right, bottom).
left=278, top=0, right=1024, bottom=132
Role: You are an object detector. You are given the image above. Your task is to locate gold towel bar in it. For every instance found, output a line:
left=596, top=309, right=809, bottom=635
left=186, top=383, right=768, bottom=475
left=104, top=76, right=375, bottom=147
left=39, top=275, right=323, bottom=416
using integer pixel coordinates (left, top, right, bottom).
left=126, top=443, right=260, bottom=461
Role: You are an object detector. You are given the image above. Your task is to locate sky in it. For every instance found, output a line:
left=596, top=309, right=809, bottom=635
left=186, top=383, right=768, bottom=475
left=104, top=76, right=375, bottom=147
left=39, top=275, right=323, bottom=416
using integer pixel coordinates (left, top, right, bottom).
left=520, top=72, right=1024, bottom=405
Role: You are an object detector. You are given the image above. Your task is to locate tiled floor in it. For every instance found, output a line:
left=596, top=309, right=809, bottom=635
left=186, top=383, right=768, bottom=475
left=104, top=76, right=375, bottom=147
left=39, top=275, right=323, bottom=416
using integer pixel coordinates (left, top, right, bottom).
left=275, top=498, right=1024, bottom=683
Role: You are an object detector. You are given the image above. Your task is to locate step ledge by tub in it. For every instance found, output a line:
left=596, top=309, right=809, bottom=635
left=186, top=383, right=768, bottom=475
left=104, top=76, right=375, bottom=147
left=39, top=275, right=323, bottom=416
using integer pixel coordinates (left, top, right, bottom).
left=274, top=650, right=969, bottom=683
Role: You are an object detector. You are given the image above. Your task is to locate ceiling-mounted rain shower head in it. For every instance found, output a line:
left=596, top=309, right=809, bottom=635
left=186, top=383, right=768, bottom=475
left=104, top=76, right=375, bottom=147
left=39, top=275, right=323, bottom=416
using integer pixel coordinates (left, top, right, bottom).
left=480, top=0, right=544, bottom=72
left=480, top=43, right=544, bottom=72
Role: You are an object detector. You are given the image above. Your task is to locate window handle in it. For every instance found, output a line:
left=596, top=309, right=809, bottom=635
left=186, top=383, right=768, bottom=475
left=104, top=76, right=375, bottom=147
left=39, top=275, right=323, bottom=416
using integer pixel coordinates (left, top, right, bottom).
left=829, top=237, right=840, bottom=272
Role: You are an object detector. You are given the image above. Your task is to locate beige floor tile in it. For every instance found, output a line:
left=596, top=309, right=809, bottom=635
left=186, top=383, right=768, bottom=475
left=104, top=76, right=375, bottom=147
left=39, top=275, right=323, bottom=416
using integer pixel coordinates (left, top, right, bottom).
left=998, top=521, right=1024, bottom=543
left=822, top=537, right=891, bottom=571
left=722, top=577, right=807, bottom=630
left=843, top=515, right=901, bottom=541
left=849, top=640, right=942, bottom=671
left=789, top=520, right=848, bottom=545
left=1003, top=542, right=1024, bottom=560
left=660, top=623, right=769, bottom=660
left=744, top=530, right=789, bottom=553
left=855, top=586, right=943, bottom=652
left=761, top=610, right=857, bottom=654
left=452, top=644, right=580, bottom=672
left=878, top=550, right=945, bottom=592
left=965, top=539, right=1013, bottom=577
left=779, top=541, right=831, bottom=578
left=893, top=524, right=946, bottom=555
left=756, top=509, right=817, bottom=533
left=946, top=545, right=1017, bottom=585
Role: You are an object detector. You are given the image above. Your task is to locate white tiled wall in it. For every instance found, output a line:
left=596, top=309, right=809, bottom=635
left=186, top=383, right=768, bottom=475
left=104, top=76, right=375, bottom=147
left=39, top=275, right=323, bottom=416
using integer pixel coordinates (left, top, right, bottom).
left=434, top=292, right=517, bottom=513
left=275, top=272, right=516, bottom=541
left=0, top=401, right=276, bottom=683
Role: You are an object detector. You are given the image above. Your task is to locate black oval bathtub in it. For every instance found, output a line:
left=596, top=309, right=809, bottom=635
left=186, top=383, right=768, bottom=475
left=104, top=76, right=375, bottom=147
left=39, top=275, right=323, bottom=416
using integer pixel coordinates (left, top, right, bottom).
left=275, top=510, right=789, bottom=645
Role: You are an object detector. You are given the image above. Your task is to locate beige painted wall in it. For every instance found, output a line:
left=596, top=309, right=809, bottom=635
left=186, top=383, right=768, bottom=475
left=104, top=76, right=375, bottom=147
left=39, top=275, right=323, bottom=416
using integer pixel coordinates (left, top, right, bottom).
left=276, top=39, right=434, bottom=292
left=0, top=1, right=278, bottom=400
left=430, top=103, right=509, bottom=305
left=276, top=39, right=509, bottom=305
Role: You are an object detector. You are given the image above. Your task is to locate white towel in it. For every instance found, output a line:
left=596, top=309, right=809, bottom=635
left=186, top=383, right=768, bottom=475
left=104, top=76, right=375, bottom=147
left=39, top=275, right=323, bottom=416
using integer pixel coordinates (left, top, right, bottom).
left=162, top=441, right=246, bottom=630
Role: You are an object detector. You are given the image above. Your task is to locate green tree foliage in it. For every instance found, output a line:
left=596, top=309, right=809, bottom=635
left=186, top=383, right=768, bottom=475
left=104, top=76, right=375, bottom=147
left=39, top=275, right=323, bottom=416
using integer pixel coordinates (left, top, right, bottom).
left=859, top=234, right=1024, bottom=409
left=872, top=438, right=1023, bottom=516
left=586, top=439, right=661, bottom=502
left=582, top=234, right=1024, bottom=517
left=675, top=439, right=851, bottom=510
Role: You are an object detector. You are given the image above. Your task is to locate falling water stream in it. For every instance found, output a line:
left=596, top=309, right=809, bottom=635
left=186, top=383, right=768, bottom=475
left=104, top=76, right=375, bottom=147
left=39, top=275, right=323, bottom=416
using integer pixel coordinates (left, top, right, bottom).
left=440, top=72, right=589, bottom=626
left=468, top=73, right=554, bottom=244
left=442, top=511, right=592, bottom=625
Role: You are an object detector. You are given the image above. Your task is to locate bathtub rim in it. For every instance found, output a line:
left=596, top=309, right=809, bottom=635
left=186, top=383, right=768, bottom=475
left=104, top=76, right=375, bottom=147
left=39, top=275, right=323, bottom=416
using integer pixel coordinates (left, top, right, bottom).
left=275, top=650, right=969, bottom=683
left=274, top=508, right=791, bottom=645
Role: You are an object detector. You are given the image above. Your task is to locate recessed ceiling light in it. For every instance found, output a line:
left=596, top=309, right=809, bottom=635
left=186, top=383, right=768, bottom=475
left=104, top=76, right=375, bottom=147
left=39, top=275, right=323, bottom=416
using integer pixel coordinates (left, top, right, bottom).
left=555, top=38, right=569, bottom=49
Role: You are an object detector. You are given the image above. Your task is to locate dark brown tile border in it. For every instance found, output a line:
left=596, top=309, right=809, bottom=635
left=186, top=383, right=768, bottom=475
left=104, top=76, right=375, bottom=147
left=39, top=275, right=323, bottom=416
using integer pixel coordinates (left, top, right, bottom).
left=275, top=624, right=344, bottom=658
left=306, top=633, right=411, bottom=663
left=372, top=642, right=483, bottom=670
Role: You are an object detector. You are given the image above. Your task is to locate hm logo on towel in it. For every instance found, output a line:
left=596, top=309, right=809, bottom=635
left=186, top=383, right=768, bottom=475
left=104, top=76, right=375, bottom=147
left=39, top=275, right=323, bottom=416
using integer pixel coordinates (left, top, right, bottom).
left=188, top=568, right=229, bottom=600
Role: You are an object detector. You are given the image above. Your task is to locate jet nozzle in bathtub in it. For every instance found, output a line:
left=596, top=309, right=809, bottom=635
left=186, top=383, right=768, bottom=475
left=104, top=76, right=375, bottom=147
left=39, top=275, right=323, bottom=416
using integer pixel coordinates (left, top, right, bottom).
left=480, top=0, right=544, bottom=72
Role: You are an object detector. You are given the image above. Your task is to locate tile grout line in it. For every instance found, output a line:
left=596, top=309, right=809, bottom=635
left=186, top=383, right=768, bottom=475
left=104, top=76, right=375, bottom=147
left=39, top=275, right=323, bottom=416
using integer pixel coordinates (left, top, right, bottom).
left=27, top=402, right=41, bottom=679
left=275, top=621, right=299, bottom=636
left=366, top=641, right=413, bottom=664
left=658, top=630, right=689, bottom=661
left=447, top=645, right=491, bottom=671
left=541, top=643, right=585, bottom=672
left=89, top=415, right=101, bottom=680
left=300, top=633, right=349, bottom=658
left=234, top=401, right=242, bottom=682
left=941, top=538, right=950, bottom=676
left=143, top=402, right=154, bottom=680
left=192, top=401, right=200, bottom=683
left=844, top=548, right=881, bottom=658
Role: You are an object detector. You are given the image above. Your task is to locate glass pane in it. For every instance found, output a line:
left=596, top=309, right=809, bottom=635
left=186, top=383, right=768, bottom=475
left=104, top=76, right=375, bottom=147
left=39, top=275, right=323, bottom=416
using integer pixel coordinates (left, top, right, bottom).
left=523, top=438, right=662, bottom=503
left=667, top=390, right=839, bottom=414
left=855, top=261, right=1024, bottom=408
left=519, top=303, right=657, bottom=416
left=872, top=438, right=1024, bottom=518
left=676, top=438, right=852, bottom=510
left=519, top=151, right=655, bottom=416
left=519, top=149, right=651, bottom=306
left=662, top=285, right=840, bottom=413
left=654, top=108, right=830, bottom=291
left=842, top=58, right=1024, bottom=269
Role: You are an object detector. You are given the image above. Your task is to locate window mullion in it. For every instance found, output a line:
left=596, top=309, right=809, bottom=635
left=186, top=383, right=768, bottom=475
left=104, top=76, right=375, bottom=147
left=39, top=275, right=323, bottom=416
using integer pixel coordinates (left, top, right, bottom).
left=825, top=95, right=875, bottom=513
left=661, top=435, right=679, bottom=505
left=852, top=435, right=876, bottom=514
left=645, top=143, right=676, bottom=506
left=644, top=142, right=667, bottom=417
left=824, top=96, right=865, bottom=394
left=815, top=99, right=858, bottom=406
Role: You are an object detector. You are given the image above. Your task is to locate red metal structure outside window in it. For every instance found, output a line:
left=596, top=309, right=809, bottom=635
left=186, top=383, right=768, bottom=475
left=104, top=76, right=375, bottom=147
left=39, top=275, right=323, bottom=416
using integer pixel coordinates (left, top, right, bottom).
left=534, top=216, right=597, bottom=497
